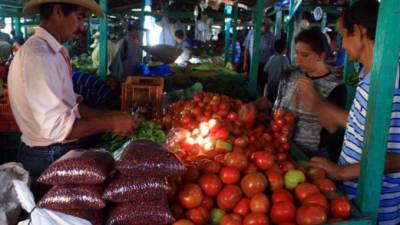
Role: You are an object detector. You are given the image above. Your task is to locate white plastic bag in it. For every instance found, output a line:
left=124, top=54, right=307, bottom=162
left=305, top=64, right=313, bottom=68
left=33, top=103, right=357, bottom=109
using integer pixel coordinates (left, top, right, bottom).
left=0, top=163, right=29, bottom=225
left=13, top=180, right=92, bottom=225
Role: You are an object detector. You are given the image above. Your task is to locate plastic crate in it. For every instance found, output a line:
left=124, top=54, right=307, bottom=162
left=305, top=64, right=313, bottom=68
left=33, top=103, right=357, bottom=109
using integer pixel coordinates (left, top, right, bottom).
left=121, top=76, right=164, bottom=112
left=0, top=103, right=19, bottom=132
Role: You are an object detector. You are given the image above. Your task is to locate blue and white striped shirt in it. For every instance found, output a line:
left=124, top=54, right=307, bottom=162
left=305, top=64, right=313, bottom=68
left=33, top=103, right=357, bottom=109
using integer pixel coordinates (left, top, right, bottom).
left=339, top=63, right=400, bottom=225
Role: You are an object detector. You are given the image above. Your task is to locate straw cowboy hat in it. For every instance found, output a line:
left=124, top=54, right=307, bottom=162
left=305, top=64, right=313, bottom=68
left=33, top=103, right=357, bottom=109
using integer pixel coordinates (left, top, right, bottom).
left=23, top=0, right=105, bottom=17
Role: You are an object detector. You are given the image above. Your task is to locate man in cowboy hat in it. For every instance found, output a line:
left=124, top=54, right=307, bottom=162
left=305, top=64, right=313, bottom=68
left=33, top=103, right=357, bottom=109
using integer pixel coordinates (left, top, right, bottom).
left=8, top=0, right=137, bottom=199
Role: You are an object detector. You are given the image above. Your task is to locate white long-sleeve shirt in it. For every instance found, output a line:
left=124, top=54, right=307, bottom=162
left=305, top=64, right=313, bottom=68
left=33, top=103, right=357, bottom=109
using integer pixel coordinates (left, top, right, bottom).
left=8, top=27, right=80, bottom=147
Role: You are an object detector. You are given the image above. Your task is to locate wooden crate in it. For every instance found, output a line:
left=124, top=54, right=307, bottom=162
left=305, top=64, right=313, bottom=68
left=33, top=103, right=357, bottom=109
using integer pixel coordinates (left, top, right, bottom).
left=121, top=76, right=164, bottom=112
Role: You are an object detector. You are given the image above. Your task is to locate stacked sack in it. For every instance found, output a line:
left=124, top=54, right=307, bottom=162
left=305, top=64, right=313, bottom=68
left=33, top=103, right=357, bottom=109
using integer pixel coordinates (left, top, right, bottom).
left=37, top=150, right=115, bottom=225
left=103, top=139, right=185, bottom=225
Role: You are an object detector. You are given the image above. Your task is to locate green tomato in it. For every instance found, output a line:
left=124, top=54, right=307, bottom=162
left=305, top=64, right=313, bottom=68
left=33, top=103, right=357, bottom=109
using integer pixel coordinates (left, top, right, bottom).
left=284, top=169, right=306, bottom=190
left=209, top=208, right=226, bottom=225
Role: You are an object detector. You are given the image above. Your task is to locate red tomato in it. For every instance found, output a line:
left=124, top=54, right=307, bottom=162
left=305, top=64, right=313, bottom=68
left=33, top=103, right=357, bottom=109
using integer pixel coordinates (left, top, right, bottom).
left=270, top=201, right=296, bottom=224
left=224, top=152, right=248, bottom=171
left=219, top=167, right=241, bottom=184
left=296, top=204, right=327, bottom=225
left=243, top=213, right=269, bottom=225
left=186, top=206, right=209, bottom=225
left=271, top=189, right=294, bottom=204
left=266, top=169, right=284, bottom=191
left=250, top=193, right=270, bottom=213
left=284, top=113, right=296, bottom=124
left=331, top=197, right=351, bottom=219
left=233, top=198, right=250, bottom=216
left=216, top=128, right=229, bottom=140
left=273, top=108, right=286, bottom=119
left=314, top=178, right=336, bottom=193
left=199, top=160, right=221, bottom=174
left=280, top=161, right=295, bottom=172
left=214, top=154, right=225, bottom=164
left=217, top=185, right=243, bottom=210
left=244, top=162, right=258, bottom=174
left=234, top=136, right=249, bottom=148
left=173, top=219, right=195, bottom=225
left=220, top=214, right=242, bottom=225
left=179, top=184, right=204, bottom=209
left=202, top=196, right=214, bottom=210
left=306, top=167, right=326, bottom=181
left=228, top=112, right=238, bottom=121
left=277, top=152, right=288, bottom=162
left=251, top=151, right=276, bottom=171
left=276, top=118, right=286, bottom=127
left=183, top=166, right=200, bottom=183
left=240, top=172, right=268, bottom=197
left=303, top=193, right=329, bottom=213
left=294, top=183, right=320, bottom=203
left=198, top=174, right=222, bottom=197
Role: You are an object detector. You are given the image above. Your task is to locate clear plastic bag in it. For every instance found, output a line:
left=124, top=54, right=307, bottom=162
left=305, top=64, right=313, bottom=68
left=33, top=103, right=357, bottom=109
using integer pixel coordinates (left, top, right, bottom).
left=37, top=149, right=114, bottom=185
left=38, top=185, right=106, bottom=210
left=13, top=180, right=92, bottom=225
left=105, top=199, right=174, bottom=225
left=103, top=175, right=169, bottom=202
left=116, top=139, right=185, bottom=177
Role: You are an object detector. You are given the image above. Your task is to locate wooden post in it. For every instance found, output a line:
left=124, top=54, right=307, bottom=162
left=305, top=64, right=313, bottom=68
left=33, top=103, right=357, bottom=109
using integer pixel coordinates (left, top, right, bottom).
left=355, top=0, right=400, bottom=223
left=274, top=7, right=282, bottom=39
left=224, top=5, right=232, bottom=64
left=231, top=1, right=239, bottom=63
left=248, top=0, right=266, bottom=97
left=99, top=0, right=108, bottom=80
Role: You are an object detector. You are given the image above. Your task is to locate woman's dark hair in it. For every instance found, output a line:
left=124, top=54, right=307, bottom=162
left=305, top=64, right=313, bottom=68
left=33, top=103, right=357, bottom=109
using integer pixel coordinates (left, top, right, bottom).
left=175, top=30, right=184, bottom=39
left=341, top=0, right=379, bottom=40
left=39, top=3, right=79, bottom=21
left=295, top=27, right=330, bottom=56
left=274, top=39, right=286, bottom=54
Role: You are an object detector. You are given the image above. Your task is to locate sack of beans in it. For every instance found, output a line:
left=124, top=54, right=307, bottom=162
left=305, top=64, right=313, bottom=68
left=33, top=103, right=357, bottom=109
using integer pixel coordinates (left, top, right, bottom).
left=55, top=209, right=104, bottom=225
left=38, top=185, right=105, bottom=210
left=103, top=175, right=169, bottom=202
left=37, top=150, right=114, bottom=185
left=116, top=139, right=185, bottom=177
left=105, top=199, right=174, bottom=225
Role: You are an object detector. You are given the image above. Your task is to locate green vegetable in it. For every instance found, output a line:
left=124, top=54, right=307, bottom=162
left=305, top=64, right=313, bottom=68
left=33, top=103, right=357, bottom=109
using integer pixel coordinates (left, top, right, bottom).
left=103, top=120, right=166, bottom=152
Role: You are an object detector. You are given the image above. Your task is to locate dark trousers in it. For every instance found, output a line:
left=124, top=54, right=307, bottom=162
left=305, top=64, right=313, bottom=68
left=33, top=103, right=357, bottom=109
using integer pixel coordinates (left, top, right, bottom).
left=258, top=63, right=267, bottom=95
left=17, top=142, right=77, bottom=201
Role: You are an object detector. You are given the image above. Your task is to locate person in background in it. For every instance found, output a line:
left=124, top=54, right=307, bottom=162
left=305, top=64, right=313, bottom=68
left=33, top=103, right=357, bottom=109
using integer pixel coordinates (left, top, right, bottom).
left=240, top=27, right=346, bottom=161
left=243, top=20, right=275, bottom=93
left=0, top=20, right=12, bottom=44
left=263, top=39, right=293, bottom=103
left=174, top=30, right=190, bottom=51
left=12, top=36, right=25, bottom=52
left=299, top=2, right=400, bottom=224
left=111, top=21, right=142, bottom=83
left=0, top=41, right=11, bottom=59
left=228, top=33, right=241, bottom=69
left=8, top=0, right=137, bottom=200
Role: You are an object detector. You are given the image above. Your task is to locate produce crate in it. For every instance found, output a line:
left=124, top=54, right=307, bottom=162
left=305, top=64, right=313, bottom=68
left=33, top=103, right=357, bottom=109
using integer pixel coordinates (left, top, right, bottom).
left=121, top=76, right=164, bottom=112
left=0, top=103, right=19, bottom=132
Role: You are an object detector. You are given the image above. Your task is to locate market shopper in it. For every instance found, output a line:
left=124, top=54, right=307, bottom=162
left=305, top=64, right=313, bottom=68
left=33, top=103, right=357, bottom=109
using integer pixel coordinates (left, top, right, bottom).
left=8, top=0, right=137, bottom=199
left=298, top=1, right=400, bottom=224
left=240, top=27, right=346, bottom=161
left=243, top=20, right=275, bottom=92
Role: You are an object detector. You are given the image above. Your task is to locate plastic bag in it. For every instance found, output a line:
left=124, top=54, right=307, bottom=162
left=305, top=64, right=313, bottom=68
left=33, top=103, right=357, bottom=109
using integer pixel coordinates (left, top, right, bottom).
left=116, top=139, right=185, bottom=177
left=105, top=200, right=174, bottom=225
left=0, top=163, right=29, bottom=225
left=38, top=185, right=106, bottom=210
left=55, top=209, right=104, bottom=225
left=13, top=180, right=92, bottom=225
left=37, top=149, right=114, bottom=185
left=103, top=175, right=169, bottom=202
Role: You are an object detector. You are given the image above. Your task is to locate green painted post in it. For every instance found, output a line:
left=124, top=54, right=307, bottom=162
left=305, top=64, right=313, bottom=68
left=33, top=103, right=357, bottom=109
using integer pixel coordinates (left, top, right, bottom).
left=224, top=5, right=232, bottom=64
left=274, top=7, right=282, bottom=39
left=286, top=18, right=294, bottom=62
left=14, top=18, right=21, bottom=37
left=321, top=12, right=327, bottom=32
left=99, top=0, right=108, bottom=80
left=231, top=1, right=239, bottom=64
left=248, top=0, right=266, bottom=97
left=355, top=0, right=400, bottom=223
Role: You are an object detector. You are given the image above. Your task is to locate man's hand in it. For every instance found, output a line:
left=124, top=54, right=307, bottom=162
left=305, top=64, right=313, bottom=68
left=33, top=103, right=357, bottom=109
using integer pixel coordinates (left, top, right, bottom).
left=110, top=112, right=137, bottom=137
left=239, top=103, right=256, bottom=126
left=309, top=157, right=342, bottom=180
left=243, top=61, right=249, bottom=73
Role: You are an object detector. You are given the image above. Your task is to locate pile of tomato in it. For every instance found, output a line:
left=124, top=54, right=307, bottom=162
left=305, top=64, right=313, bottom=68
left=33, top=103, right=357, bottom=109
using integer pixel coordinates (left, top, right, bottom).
left=156, top=92, right=352, bottom=225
